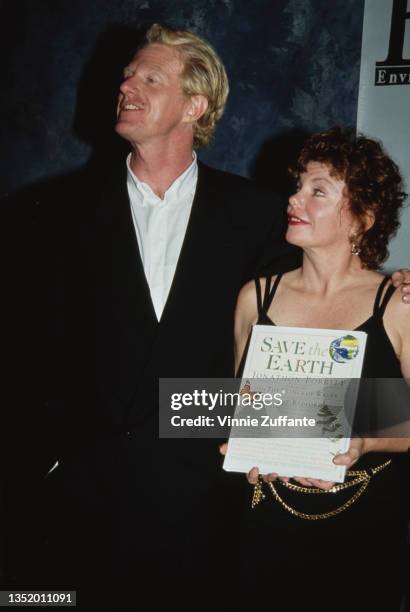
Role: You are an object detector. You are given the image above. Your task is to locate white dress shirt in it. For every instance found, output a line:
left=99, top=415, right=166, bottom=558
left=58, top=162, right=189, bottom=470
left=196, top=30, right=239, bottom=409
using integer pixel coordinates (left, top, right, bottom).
left=126, top=153, right=198, bottom=321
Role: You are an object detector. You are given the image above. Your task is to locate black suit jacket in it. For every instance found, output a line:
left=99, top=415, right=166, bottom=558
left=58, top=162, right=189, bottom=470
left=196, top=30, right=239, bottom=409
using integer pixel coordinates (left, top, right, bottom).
left=6, top=160, right=301, bottom=595
left=27, top=160, right=298, bottom=451
left=94, top=161, right=297, bottom=420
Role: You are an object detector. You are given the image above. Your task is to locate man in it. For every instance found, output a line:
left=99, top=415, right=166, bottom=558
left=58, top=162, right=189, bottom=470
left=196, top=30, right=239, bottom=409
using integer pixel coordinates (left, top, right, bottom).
left=5, top=22, right=410, bottom=610
left=5, top=23, right=297, bottom=609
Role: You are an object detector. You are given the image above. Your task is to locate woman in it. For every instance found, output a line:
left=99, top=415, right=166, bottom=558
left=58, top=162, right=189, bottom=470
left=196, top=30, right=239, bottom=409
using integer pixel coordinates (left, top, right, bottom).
left=222, top=128, right=410, bottom=611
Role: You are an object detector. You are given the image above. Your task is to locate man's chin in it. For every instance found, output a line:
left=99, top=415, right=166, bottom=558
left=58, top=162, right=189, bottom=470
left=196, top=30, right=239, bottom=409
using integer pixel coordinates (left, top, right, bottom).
left=114, top=121, right=133, bottom=140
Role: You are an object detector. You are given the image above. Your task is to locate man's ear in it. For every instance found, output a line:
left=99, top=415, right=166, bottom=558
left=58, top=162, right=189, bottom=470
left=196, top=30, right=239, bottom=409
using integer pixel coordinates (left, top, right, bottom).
left=184, top=95, right=208, bottom=123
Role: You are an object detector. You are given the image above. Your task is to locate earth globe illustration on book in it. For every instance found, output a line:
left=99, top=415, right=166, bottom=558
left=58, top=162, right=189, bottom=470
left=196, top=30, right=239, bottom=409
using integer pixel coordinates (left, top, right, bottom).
left=329, top=335, right=360, bottom=363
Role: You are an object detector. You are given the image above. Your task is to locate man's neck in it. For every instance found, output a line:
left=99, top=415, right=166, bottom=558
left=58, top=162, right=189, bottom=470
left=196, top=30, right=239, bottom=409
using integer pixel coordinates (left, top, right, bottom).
left=129, top=139, right=195, bottom=200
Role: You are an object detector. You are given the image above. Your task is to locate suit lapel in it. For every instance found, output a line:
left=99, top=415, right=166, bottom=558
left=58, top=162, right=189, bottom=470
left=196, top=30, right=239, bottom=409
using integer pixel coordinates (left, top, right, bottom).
left=100, top=165, right=158, bottom=330
left=159, top=161, right=227, bottom=326
left=95, top=166, right=159, bottom=414
left=100, top=161, right=228, bottom=332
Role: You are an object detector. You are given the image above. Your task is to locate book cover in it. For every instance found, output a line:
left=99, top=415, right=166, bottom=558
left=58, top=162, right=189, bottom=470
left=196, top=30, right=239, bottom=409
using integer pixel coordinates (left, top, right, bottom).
left=223, top=325, right=368, bottom=482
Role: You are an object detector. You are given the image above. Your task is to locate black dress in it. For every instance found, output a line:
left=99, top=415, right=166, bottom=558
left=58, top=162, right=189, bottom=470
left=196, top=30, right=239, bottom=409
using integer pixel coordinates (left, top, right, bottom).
left=234, top=274, right=410, bottom=612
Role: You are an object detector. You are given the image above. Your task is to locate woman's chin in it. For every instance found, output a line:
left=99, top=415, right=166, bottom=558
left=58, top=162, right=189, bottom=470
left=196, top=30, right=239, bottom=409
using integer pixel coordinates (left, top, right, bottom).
left=285, top=230, right=306, bottom=247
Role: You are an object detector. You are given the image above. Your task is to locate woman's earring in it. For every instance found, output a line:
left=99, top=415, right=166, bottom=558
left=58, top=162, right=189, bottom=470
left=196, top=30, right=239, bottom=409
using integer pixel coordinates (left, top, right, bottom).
left=350, top=235, right=361, bottom=256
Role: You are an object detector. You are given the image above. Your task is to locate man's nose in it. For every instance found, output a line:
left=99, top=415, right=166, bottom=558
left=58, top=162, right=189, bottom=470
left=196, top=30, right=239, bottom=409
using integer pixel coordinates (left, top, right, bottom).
left=119, top=76, right=137, bottom=96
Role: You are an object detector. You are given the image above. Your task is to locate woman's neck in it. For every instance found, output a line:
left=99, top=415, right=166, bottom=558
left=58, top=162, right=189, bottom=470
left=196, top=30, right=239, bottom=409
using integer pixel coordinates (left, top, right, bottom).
left=298, top=248, right=369, bottom=295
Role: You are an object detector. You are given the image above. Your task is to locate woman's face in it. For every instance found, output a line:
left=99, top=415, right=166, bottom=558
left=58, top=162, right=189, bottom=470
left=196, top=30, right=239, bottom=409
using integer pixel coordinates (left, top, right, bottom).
left=286, top=161, right=357, bottom=252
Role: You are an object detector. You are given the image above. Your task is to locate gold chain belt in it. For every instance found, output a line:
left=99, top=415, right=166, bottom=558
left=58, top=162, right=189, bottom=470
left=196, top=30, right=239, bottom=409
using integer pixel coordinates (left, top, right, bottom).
left=251, top=460, right=391, bottom=520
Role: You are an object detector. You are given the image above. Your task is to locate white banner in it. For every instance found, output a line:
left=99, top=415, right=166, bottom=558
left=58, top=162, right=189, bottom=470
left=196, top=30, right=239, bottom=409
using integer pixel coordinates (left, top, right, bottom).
left=357, top=0, right=410, bottom=271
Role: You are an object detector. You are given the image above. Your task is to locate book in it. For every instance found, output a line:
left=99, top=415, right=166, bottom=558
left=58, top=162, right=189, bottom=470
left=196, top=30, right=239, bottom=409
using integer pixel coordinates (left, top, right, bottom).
left=223, top=325, right=368, bottom=482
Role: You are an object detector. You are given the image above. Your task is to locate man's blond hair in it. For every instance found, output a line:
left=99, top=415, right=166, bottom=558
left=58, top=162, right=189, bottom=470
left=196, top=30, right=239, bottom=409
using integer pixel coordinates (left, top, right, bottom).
left=145, top=23, right=229, bottom=148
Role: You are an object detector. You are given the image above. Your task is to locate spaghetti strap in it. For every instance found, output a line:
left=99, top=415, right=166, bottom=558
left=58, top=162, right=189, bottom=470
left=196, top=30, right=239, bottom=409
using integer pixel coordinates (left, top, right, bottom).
left=264, top=273, right=283, bottom=313
left=372, top=276, right=391, bottom=315
left=254, top=274, right=283, bottom=318
left=254, top=277, right=263, bottom=317
left=254, top=275, right=273, bottom=317
left=262, top=275, right=273, bottom=311
left=378, top=283, right=396, bottom=317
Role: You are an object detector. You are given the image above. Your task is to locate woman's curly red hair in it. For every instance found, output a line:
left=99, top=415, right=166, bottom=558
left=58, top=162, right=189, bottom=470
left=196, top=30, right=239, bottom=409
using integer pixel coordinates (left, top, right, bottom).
left=290, top=127, right=407, bottom=269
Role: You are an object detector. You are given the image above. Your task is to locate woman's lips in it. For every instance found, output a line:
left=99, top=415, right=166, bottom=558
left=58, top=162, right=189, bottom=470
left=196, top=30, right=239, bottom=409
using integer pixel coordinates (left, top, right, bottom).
left=287, top=215, right=309, bottom=225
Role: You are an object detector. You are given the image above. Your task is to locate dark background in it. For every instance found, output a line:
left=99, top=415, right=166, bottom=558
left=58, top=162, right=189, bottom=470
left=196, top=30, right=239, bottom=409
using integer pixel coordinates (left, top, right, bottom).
left=1, top=0, right=364, bottom=198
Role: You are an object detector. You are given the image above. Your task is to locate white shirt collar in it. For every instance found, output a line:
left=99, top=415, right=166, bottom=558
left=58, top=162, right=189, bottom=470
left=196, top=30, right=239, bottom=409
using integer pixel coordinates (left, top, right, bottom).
left=126, top=152, right=197, bottom=205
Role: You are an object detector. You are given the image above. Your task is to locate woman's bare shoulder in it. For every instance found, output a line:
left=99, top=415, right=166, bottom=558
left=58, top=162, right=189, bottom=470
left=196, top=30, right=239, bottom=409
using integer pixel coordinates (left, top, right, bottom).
left=237, top=276, right=273, bottom=306
left=238, top=270, right=300, bottom=308
left=236, top=279, right=258, bottom=316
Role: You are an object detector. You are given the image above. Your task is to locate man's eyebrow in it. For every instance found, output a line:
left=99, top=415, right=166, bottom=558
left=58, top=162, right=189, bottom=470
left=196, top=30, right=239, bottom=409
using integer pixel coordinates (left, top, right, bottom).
left=123, top=62, right=167, bottom=77
left=123, top=65, right=134, bottom=76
